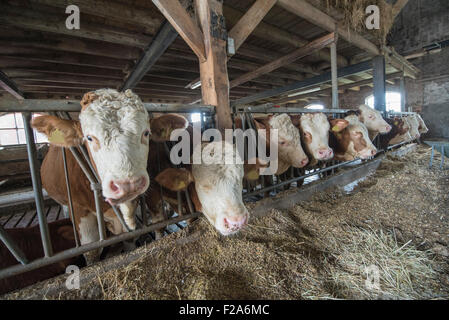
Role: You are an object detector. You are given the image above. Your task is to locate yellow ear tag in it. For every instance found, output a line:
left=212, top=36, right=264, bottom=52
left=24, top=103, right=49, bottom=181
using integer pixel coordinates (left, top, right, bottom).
left=176, top=181, right=186, bottom=190
left=394, top=121, right=399, bottom=125
left=247, top=170, right=259, bottom=181
left=332, top=125, right=340, bottom=132
left=48, top=128, right=65, bottom=144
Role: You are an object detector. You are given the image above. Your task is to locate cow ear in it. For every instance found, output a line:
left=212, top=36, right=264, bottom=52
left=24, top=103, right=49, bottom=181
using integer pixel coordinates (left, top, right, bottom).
left=289, top=115, right=301, bottom=128
left=32, top=115, right=83, bottom=147
left=253, top=119, right=266, bottom=130
left=329, top=118, right=349, bottom=133
left=80, top=91, right=98, bottom=110
left=155, top=168, right=194, bottom=191
left=244, top=158, right=269, bottom=181
left=150, top=114, right=189, bottom=142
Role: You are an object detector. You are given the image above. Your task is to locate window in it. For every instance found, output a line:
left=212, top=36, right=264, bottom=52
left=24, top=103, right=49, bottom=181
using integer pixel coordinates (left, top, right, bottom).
left=0, top=113, right=48, bottom=146
left=365, top=92, right=402, bottom=112
left=190, top=113, right=202, bottom=123
left=305, top=103, right=325, bottom=110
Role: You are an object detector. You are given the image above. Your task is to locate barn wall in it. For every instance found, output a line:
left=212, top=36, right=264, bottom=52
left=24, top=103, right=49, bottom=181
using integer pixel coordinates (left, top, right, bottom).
left=390, top=0, right=449, bottom=140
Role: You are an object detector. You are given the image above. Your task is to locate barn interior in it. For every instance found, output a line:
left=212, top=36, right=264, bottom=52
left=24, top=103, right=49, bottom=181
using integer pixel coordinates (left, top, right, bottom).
left=0, top=0, right=448, bottom=300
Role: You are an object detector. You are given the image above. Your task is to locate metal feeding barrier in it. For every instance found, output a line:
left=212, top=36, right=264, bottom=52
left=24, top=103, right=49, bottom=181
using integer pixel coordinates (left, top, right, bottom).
left=0, top=102, right=215, bottom=280
left=0, top=102, right=419, bottom=281
left=233, top=106, right=421, bottom=200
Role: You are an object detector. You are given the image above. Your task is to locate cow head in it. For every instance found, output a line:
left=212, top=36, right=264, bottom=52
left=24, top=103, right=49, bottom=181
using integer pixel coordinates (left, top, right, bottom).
left=358, top=104, right=392, bottom=134
left=291, top=113, right=338, bottom=163
left=32, top=89, right=151, bottom=206
left=405, top=115, right=420, bottom=140
left=333, top=115, right=377, bottom=160
left=254, top=114, right=308, bottom=174
left=155, top=141, right=261, bottom=236
left=415, top=114, right=429, bottom=134
left=389, top=117, right=413, bottom=145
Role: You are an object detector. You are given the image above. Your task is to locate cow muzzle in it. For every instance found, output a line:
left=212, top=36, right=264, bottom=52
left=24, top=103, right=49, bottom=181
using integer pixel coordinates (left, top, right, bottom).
left=220, top=213, right=248, bottom=236
left=317, top=148, right=334, bottom=160
left=105, top=175, right=148, bottom=205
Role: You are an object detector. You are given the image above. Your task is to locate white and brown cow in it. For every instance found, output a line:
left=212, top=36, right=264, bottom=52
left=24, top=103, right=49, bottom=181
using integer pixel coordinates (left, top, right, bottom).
left=246, top=114, right=309, bottom=174
left=32, top=89, right=184, bottom=262
left=290, top=113, right=338, bottom=165
left=147, top=124, right=264, bottom=236
left=329, top=115, right=378, bottom=161
left=405, top=115, right=421, bottom=140
left=349, top=104, right=392, bottom=140
left=415, top=113, right=429, bottom=134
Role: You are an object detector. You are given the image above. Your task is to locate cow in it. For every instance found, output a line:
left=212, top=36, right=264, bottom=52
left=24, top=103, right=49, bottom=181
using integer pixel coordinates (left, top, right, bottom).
left=415, top=113, right=429, bottom=134
left=0, top=219, right=83, bottom=295
left=404, top=115, right=420, bottom=140
left=146, top=122, right=265, bottom=237
left=235, top=114, right=309, bottom=175
left=378, top=117, right=412, bottom=149
left=329, top=114, right=378, bottom=161
left=347, top=104, right=392, bottom=141
left=289, top=113, right=342, bottom=165
left=31, top=89, right=185, bottom=263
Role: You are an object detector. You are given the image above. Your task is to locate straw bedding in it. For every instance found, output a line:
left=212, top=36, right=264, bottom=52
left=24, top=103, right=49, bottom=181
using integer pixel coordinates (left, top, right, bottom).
left=3, top=145, right=449, bottom=300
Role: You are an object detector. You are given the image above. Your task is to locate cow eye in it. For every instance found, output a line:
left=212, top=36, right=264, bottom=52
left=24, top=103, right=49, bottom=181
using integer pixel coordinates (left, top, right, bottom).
left=279, top=140, right=287, bottom=146
left=86, top=135, right=93, bottom=142
left=368, top=114, right=375, bottom=119
left=144, top=129, right=150, bottom=137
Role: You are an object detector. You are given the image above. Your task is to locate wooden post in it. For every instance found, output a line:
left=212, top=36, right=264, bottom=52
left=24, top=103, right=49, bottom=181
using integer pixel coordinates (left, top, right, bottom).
left=195, top=0, right=232, bottom=130
left=330, top=41, right=339, bottom=109
left=373, top=55, right=386, bottom=112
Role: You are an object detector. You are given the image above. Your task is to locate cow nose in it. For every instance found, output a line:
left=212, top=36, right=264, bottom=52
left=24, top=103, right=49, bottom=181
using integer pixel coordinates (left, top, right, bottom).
left=317, top=148, right=333, bottom=160
left=109, top=176, right=147, bottom=196
left=223, top=215, right=247, bottom=232
left=300, top=158, right=309, bottom=167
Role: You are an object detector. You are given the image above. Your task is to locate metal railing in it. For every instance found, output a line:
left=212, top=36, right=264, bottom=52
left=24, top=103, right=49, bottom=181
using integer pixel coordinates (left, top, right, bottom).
left=0, top=103, right=215, bottom=281
left=0, top=102, right=419, bottom=283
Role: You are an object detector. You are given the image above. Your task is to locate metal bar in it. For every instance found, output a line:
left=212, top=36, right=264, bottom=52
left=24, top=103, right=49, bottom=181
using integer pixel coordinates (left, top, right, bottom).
left=0, top=100, right=215, bottom=113
left=93, top=188, right=107, bottom=241
left=0, top=225, right=29, bottom=265
left=400, top=77, right=406, bottom=112
left=330, top=41, right=339, bottom=109
left=61, top=148, right=80, bottom=247
left=120, top=21, right=179, bottom=91
left=0, top=212, right=201, bottom=280
left=237, top=105, right=350, bottom=114
left=373, top=55, right=386, bottom=112
left=111, top=205, right=131, bottom=233
left=140, top=195, right=148, bottom=227
left=243, top=159, right=359, bottom=198
left=231, top=60, right=373, bottom=106
left=22, top=112, right=53, bottom=257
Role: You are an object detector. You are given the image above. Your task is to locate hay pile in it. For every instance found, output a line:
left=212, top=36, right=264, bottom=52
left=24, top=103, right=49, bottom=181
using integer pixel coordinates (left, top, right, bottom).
left=323, top=0, right=394, bottom=45
left=3, top=145, right=449, bottom=300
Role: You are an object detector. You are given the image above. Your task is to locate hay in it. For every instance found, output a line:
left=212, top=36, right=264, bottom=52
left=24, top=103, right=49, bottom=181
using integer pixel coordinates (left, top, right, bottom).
left=325, top=226, right=440, bottom=300
left=323, top=0, right=394, bottom=45
left=3, top=145, right=449, bottom=300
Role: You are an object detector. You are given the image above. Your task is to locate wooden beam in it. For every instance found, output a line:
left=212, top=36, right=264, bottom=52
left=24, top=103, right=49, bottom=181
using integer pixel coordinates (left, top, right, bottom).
left=0, top=71, right=24, bottom=100
left=228, top=0, right=277, bottom=51
left=152, top=0, right=206, bottom=62
left=230, top=33, right=336, bottom=88
left=0, top=4, right=152, bottom=48
left=231, top=60, right=373, bottom=106
left=120, top=21, right=178, bottom=91
left=393, top=0, right=410, bottom=19
left=277, top=0, right=380, bottom=56
left=273, top=72, right=403, bottom=104
left=28, top=0, right=163, bottom=32
left=224, top=4, right=348, bottom=67
left=195, top=0, right=232, bottom=130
